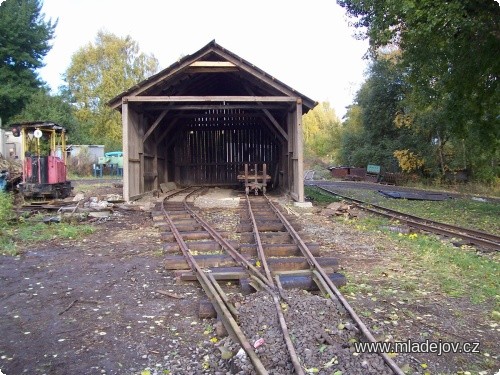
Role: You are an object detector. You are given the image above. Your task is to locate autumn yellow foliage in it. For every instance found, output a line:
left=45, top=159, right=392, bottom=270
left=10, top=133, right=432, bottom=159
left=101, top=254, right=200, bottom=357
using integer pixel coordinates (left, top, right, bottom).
left=393, top=112, right=414, bottom=129
left=393, top=149, right=424, bottom=172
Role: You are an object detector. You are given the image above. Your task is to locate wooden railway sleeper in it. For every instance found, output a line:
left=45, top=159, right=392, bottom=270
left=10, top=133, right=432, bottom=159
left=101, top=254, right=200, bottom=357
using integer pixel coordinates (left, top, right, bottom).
left=184, top=200, right=274, bottom=289
left=182, top=189, right=303, bottom=374
left=264, top=194, right=405, bottom=375
left=162, top=192, right=269, bottom=375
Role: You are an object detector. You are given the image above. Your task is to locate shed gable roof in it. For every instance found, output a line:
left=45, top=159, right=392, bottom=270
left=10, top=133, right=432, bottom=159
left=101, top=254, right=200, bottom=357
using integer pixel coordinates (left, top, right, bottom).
left=108, top=40, right=317, bottom=112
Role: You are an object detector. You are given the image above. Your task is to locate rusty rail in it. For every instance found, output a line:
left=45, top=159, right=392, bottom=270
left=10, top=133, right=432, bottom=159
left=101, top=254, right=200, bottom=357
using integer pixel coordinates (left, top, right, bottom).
left=245, top=195, right=274, bottom=284
left=186, top=190, right=304, bottom=373
left=182, top=195, right=273, bottom=289
left=316, top=185, right=500, bottom=252
left=161, top=187, right=269, bottom=375
left=244, top=195, right=305, bottom=375
left=162, top=187, right=405, bottom=374
left=264, top=194, right=405, bottom=375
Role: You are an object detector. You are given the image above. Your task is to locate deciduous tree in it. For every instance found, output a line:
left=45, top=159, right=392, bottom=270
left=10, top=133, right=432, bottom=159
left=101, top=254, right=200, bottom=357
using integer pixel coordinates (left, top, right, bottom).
left=302, top=101, right=342, bottom=162
left=338, top=0, right=499, bottom=181
left=11, top=90, right=85, bottom=143
left=65, top=31, right=159, bottom=149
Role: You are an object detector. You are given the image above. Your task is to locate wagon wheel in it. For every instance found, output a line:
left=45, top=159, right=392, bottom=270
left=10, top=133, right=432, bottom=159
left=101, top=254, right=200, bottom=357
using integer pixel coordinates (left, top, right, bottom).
left=254, top=188, right=259, bottom=196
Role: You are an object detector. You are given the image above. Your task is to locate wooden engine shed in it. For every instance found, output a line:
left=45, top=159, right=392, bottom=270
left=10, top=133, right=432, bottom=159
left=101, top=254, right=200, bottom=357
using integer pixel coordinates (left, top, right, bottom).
left=108, top=41, right=317, bottom=202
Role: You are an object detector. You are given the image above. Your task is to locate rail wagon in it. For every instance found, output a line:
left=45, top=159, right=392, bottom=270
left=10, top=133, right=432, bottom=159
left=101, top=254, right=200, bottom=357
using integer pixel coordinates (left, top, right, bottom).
left=10, top=121, right=72, bottom=199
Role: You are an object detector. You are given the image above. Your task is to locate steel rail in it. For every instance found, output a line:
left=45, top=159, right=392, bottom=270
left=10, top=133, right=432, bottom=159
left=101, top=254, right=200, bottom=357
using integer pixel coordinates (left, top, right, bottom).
left=264, top=194, right=405, bottom=375
left=161, top=188, right=269, bottom=375
left=316, top=185, right=500, bottom=252
left=250, top=276, right=305, bottom=375
left=244, top=195, right=306, bottom=374
left=184, top=191, right=304, bottom=374
left=185, top=190, right=305, bottom=373
left=182, top=198, right=274, bottom=289
left=245, top=195, right=274, bottom=284
left=161, top=186, right=197, bottom=200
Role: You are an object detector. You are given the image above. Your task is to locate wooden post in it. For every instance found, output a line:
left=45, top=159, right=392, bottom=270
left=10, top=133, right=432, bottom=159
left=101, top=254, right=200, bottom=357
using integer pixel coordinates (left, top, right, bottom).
left=263, top=163, right=267, bottom=190
left=287, top=112, right=294, bottom=196
left=254, top=163, right=258, bottom=187
left=153, top=128, right=159, bottom=190
left=244, top=163, right=249, bottom=191
left=139, top=114, right=144, bottom=194
left=122, top=101, right=130, bottom=201
left=296, top=100, right=304, bottom=202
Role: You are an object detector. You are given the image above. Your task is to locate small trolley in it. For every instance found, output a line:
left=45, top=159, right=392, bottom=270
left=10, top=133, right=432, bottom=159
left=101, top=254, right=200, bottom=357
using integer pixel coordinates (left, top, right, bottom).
left=237, top=163, right=271, bottom=195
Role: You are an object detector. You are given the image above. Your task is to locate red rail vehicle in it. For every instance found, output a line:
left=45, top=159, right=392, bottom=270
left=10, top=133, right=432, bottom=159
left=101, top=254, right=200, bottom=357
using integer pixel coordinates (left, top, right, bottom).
left=10, top=121, right=72, bottom=199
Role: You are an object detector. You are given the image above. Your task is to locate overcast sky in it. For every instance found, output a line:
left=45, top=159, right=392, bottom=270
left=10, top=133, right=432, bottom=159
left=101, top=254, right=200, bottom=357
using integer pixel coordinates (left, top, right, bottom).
left=39, top=0, right=370, bottom=118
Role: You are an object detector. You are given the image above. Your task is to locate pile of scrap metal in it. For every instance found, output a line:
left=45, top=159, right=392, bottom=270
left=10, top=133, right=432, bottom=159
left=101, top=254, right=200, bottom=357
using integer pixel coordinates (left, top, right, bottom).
left=0, top=155, right=22, bottom=192
left=21, top=193, right=125, bottom=225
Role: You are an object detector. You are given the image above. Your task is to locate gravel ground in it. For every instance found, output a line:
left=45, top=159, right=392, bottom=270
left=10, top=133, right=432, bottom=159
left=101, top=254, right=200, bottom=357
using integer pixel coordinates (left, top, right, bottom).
left=1, top=182, right=498, bottom=374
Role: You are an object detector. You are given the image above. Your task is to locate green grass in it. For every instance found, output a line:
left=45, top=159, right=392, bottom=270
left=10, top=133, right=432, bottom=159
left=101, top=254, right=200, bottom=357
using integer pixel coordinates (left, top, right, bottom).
left=1, top=221, right=95, bottom=256
left=68, top=173, right=120, bottom=181
left=0, top=192, right=95, bottom=256
left=378, top=197, right=500, bottom=235
left=406, top=179, right=500, bottom=198
left=72, top=182, right=116, bottom=195
left=0, top=191, right=14, bottom=226
left=329, top=188, right=500, bottom=234
left=304, top=186, right=342, bottom=205
left=345, top=215, right=500, bottom=311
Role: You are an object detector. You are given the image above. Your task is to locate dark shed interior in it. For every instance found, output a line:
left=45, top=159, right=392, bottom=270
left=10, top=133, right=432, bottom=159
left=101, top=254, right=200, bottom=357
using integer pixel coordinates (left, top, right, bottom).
left=109, top=41, right=316, bottom=201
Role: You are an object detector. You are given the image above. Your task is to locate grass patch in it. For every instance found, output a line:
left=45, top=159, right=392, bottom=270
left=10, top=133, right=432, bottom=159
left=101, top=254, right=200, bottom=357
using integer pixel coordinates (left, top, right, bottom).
left=1, top=220, right=95, bottom=256
left=341, top=282, right=373, bottom=295
left=13, top=221, right=94, bottom=241
left=0, top=191, right=14, bottom=225
left=347, top=215, right=500, bottom=311
left=406, top=179, right=500, bottom=198
left=328, top=187, right=500, bottom=234
left=72, top=182, right=116, bottom=195
left=68, top=174, right=120, bottom=181
left=0, top=192, right=95, bottom=256
left=0, top=237, right=17, bottom=256
left=378, top=198, right=500, bottom=235
left=304, top=186, right=342, bottom=205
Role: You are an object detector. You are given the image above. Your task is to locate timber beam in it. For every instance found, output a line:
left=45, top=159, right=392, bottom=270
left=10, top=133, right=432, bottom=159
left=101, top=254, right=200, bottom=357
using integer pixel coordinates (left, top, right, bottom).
left=123, top=96, right=299, bottom=103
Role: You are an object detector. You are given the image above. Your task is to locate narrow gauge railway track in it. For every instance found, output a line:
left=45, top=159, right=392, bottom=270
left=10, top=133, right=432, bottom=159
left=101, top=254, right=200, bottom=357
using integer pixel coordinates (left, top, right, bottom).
left=155, top=187, right=405, bottom=374
left=316, top=185, right=500, bottom=252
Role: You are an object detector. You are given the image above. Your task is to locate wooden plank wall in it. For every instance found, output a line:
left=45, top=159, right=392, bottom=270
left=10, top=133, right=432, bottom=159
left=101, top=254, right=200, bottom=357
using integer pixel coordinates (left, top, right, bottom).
left=143, top=129, right=157, bottom=192
left=174, top=110, right=280, bottom=186
left=123, top=105, right=142, bottom=200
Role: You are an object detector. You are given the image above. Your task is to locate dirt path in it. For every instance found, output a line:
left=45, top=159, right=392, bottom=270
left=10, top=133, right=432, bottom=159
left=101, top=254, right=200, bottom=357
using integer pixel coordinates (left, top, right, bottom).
left=1, top=182, right=498, bottom=374
left=0, top=202, right=210, bottom=375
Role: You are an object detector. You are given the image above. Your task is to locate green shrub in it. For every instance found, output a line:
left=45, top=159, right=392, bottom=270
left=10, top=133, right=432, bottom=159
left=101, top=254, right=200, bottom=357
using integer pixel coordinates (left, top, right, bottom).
left=0, top=192, right=13, bottom=228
